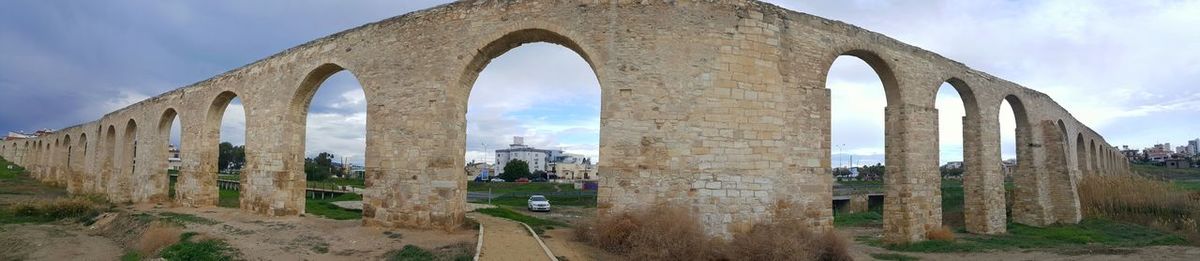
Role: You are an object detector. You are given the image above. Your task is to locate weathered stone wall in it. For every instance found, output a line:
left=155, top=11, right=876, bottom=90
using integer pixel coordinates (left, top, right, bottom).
left=4, top=0, right=1130, bottom=243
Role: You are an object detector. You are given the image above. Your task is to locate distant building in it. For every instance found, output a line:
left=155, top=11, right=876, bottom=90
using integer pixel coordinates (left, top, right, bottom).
left=942, top=161, right=963, bottom=169
left=1190, top=139, right=1200, bottom=155
left=495, top=137, right=558, bottom=174
left=167, top=144, right=182, bottom=171
left=1144, top=143, right=1174, bottom=162
left=494, top=136, right=595, bottom=178
left=1165, top=158, right=1191, bottom=169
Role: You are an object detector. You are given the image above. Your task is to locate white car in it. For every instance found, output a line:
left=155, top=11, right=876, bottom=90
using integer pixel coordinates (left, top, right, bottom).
left=490, top=178, right=505, bottom=182
left=527, top=195, right=551, bottom=212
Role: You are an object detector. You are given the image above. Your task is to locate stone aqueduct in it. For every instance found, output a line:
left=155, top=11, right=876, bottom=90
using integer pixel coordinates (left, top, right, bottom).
left=0, top=1, right=1131, bottom=243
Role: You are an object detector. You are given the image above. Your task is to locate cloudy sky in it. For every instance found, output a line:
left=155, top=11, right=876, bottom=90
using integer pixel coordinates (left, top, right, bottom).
left=2, top=1, right=1197, bottom=166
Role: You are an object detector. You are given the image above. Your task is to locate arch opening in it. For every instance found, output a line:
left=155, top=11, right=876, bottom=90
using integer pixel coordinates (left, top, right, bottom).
left=159, top=108, right=183, bottom=200
left=826, top=52, right=893, bottom=228
left=999, top=95, right=1031, bottom=224
left=206, top=91, right=247, bottom=208
left=934, top=78, right=980, bottom=230
left=459, top=30, right=603, bottom=222
left=288, top=63, right=368, bottom=218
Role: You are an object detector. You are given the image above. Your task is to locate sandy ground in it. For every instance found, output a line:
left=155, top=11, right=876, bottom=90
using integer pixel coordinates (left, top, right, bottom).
left=131, top=205, right=476, bottom=260
left=540, top=228, right=625, bottom=261
left=471, top=213, right=551, bottom=261
left=0, top=223, right=125, bottom=260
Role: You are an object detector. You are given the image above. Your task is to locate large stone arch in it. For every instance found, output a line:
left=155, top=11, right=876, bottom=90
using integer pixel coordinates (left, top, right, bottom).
left=282, top=63, right=370, bottom=216
left=102, top=125, right=117, bottom=197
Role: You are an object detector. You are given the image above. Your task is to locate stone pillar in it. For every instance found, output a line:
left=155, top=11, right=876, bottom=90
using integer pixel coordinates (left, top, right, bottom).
left=360, top=75, right=465, bottom=231
left=964, top=112, right=1006, bottom=234
left=1010, top=120, right=1055, bottom=226
left=240, top=103, right=304, bottom=216
left=1041, top=122, right=1080, bottom=224
left=176, top=117, right=217, bottom=207
left=882, top=104, right=941, bottom=243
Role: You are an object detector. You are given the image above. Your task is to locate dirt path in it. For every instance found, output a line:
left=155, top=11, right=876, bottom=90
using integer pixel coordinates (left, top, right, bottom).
left=135, top=206, right=476, bottom=260
left=470, top=213, right=552, bottom=261
left=541, top=228, right=625, bottom=261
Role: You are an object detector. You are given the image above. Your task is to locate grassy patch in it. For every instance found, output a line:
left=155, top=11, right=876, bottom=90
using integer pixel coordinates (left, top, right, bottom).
left=159, top=232, right=239, bottom=261
left=475, top=207, right=566, bottom=234
left=870, top=253, right=919, bottom=261
left=305, top=193, right=363, bottom=220
left=309, top=178, right=366, bottom=189
left=834, top=210, right=883, bottom=227
left=0, top=197, right=103, bottom=224
left=868, top=218, right=1186, bottom=253
left=1132, top=163, right=1200, bottom=179
left=0, top=158, right=22, bottom=180
left=484, top=194, right=596, bottom=208
left=218, top=189, right=239, bottom=208
left=466, top=182, right=576, bottom=193
left=1172, top=181, right=1200, bottom=192
left=387, top=243, right=473, bottom=261
left=158, top=212, right=220, bottom=226
left=120, top=251, right=143, bottom=261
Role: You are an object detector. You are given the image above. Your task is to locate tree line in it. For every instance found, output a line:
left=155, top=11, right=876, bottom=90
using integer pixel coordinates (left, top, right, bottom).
left=217, top=142, right=349, bottom=181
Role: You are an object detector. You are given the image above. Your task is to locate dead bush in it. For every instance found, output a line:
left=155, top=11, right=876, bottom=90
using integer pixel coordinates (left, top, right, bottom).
left=578, top=202, right=851, bottom=261
left=7, top=197, right=100, bottom=222
left=926, top=226, right=956, bottom=241
left=137, top=223, right=183, bottom=256
left=1079, top=174, right=1200, bottom=244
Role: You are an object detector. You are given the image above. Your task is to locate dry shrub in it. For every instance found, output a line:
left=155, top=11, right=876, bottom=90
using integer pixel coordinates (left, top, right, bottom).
left=925, top=226, right=956, bottom=241
left=8, top=197, right=100, bottom=221
left=1078, top=174, right=1200, bottom=243
left=577, top=202, right=851, bottom=261
left=579, top=206, right=716, bottom=260
left=137, top=223, right=183, bottom=255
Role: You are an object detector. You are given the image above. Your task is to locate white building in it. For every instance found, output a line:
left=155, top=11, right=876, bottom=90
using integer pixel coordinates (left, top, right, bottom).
left=167, top=144, right=182, bottom=171
left=495, top=137, right=560, bottom=175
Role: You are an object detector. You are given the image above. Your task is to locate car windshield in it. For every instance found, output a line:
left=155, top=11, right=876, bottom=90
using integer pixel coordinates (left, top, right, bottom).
left=530, top=196, right=547, bottom=201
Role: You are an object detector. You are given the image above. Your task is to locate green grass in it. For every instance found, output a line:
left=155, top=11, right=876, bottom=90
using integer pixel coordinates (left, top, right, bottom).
left=1173, top=181, right=1200, bottom=191
left=158, top=212, right=220, bottom=225
left=387, top=244, right=473, bottom=261
left=870, top=253, right=920, bottom=261
left=120, top=251, right=142, bottom=261
left=836, top=180, right=884, bottom=186
left=475, top=207, right=567, bottom=234
left=484, top=194, right=597, bottom=208
left=159, top=232, right=239, bottom=261
left=865, top=218, right=1186, bottom=253
left=0, top=157, right=24, bottom=180
left=834, top=210, right=883, bottom=227
left=305, top=192, right=363, bottom=220
left=467, top=182, right=577, bottom=193
left=309, top=178, right=366, bottom=189
left=1132, top=163, right=1200, bottom=179
left=218, top=189, right=239, bottom=208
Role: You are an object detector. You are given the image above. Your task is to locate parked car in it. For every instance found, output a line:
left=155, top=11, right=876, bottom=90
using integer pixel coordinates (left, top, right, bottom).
left=490, top=178, right=505, bottom=182
left=516, top=177, right=530, bottom=183
left=531, top=177, right=548, bottom=182
left=527, top=195, right=551, bottom=212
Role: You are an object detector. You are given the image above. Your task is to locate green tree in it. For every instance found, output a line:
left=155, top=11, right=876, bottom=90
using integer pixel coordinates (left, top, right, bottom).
left=501, top=159, right=531, bottom=181
left=304, top=152, right=340, bottom=181
left=940, top=165, right=964, bottom=178
left=218, top=142, right=245, bottom=172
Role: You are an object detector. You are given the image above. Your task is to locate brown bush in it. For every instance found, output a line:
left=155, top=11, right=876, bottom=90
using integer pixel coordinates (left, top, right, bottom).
left=925, top=226, right=956, bottom=241
left=1078, top=174, right=1200, bottom=244
left=137, top=223, right=182, bottom=255
left=578, top=202, right=851, bottom=261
